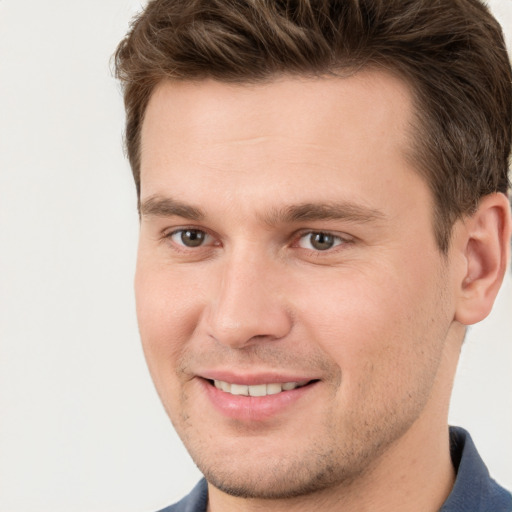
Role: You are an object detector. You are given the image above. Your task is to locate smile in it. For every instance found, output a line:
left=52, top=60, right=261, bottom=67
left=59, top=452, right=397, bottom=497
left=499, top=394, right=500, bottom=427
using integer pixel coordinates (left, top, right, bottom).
left=202, top=377, right=319, bottom=421
left=212, top=380, right=310, bottom=397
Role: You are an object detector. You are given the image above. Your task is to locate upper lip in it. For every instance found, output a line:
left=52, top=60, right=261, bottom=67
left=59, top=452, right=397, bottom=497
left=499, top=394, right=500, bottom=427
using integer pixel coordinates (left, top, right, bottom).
left=198, top=370, right=317, bottom=386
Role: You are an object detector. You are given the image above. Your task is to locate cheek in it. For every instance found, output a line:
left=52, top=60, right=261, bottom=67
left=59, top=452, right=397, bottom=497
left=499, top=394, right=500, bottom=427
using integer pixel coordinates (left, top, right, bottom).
left=134, top=258, right=205, bottom=388
left=295, top=264, right=447, bottom=396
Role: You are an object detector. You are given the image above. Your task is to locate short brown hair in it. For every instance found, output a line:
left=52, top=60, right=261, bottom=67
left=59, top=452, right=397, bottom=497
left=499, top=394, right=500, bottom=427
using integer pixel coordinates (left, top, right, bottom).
left=114, top=0, right=511, bottom=251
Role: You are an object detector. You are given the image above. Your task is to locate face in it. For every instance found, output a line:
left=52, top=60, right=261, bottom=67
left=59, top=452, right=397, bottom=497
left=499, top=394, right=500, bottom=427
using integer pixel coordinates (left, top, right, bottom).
left=136, top=73, right=461, bottom=499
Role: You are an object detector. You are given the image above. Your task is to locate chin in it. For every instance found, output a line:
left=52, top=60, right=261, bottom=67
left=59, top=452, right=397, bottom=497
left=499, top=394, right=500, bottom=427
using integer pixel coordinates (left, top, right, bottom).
left=187, top=437, right=369, bottom=500
left=201, top=461, right=345, bottom=500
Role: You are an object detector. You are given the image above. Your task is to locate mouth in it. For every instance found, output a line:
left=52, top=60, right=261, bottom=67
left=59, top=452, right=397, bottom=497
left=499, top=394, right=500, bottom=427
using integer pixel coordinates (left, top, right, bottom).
left=209, top=379, right=312, bottom=397
left=199, top=373, right=320, bottom=421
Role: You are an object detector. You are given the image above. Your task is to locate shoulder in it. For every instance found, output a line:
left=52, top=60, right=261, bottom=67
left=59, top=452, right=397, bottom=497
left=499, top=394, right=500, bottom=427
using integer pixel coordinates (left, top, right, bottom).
left=156, top=479, right=208, bottom=512
left=440, top=427, right=512, bottom=512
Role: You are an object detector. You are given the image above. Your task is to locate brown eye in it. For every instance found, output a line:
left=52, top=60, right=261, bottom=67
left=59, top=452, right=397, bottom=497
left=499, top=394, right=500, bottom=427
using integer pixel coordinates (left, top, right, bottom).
left=171, top=229, right=210, bottom=247
left=298, top=232, right=342, bottom=251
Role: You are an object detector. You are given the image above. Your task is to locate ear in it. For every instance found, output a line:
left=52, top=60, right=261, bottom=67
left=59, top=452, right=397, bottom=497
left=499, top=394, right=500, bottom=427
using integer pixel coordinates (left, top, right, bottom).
left=454, top=193, right=511, bottom=326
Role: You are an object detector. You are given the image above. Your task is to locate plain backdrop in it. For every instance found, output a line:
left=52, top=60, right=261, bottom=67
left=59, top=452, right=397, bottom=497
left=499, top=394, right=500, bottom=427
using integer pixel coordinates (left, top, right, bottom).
left=0, top=1, right=511, bottom=511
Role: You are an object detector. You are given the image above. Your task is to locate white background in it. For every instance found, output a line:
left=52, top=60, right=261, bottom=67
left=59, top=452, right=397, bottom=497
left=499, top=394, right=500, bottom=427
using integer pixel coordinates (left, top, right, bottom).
left=0, top=1, right=511, bottom=511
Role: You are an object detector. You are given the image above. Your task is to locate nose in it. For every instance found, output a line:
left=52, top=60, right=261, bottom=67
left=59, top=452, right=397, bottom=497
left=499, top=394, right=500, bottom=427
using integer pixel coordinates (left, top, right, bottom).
left=205, top=251, right=293, bottom=349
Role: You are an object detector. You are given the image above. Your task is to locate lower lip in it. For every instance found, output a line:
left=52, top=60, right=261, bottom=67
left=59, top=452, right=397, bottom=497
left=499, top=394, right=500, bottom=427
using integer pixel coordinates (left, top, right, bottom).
left=200, top=379, right=317, bottom=422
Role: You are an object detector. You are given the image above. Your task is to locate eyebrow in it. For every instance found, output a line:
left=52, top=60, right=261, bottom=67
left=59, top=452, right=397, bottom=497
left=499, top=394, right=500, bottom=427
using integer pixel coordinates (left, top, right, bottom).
left=139, top=195, right=385, bottom=225
left=139, top=196, right=205, bottom=220
left=264, top=202, right=386, bottom=225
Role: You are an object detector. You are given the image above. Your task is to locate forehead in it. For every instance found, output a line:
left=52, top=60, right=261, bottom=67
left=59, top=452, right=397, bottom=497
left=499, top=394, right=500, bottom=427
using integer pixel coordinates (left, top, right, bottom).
left=141, top=72, right=413, bottom=157
left=139, top=72, right=424, bottom=217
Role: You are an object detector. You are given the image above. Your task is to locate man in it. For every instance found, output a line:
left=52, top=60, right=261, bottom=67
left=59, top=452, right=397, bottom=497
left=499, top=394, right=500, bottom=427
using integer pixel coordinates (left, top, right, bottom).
left=114, top=1, right=512, bottom=510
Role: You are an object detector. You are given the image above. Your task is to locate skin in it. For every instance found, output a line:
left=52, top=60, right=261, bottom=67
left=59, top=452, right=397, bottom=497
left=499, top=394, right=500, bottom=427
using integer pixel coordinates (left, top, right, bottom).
left=135, top=72, right=510, bottom=511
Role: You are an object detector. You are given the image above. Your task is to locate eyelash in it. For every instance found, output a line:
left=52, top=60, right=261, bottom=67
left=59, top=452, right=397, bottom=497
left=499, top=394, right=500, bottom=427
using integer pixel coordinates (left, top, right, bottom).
left=163, top=227, right=352, bottom=254
left=164, top=227, right=217, bottom=250
left=294, top=231, right=349, bottom=252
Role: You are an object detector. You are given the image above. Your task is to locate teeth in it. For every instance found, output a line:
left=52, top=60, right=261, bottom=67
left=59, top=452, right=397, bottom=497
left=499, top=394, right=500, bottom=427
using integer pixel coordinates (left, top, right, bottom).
left=230, top=384, right=248, bottom=396
left=266, top=383, right=282, bottom=395
left=248, top=384, right=267, bottom=397
left=212, top=380, right=307, bottom=397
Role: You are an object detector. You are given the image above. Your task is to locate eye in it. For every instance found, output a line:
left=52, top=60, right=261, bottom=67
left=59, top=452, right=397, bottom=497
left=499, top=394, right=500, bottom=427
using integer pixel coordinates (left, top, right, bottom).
left=297, top=231, right=344, bottom=251
left=169, top=229, right=212, bottom=248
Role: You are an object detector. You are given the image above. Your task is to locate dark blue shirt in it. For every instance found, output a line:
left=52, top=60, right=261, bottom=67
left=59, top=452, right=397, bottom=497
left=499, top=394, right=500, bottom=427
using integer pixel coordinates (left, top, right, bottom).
left=158, top=427, right=511, bottom=512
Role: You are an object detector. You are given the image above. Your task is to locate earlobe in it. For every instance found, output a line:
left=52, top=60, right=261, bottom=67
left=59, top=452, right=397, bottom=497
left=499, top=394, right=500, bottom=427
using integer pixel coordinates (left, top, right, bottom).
left=454, top=193, right=511, bottom=326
